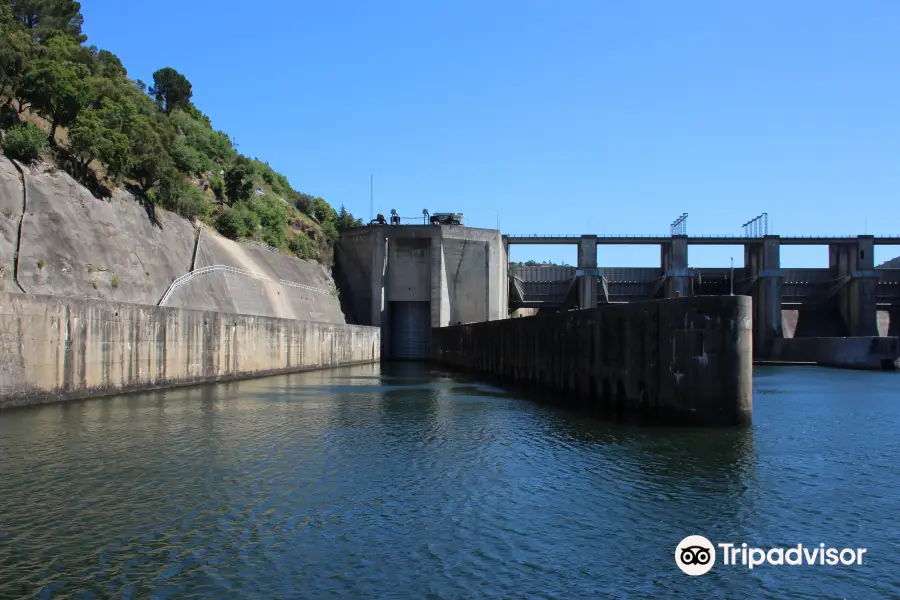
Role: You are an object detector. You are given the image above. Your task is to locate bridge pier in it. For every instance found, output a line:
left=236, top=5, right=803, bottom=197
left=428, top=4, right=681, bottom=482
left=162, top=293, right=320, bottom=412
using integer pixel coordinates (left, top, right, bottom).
left=578, top=235, right=598, bottom=309
left=830, top=236, right=879, bottom=336
left=661, top=236, right=690, bottom=297
left=744, top=236, right=783, bottom=357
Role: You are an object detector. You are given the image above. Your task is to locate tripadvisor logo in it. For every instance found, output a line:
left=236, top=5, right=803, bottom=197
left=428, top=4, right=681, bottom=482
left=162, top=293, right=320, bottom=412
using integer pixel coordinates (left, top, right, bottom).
left=675, top=536, right=867, bottom=575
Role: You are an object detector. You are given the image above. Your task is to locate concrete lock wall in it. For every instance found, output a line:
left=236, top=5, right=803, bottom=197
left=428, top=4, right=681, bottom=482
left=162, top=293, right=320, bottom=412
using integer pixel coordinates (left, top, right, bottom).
left=0, top=293, right=380, bottom=409
left=335, top=225, right=507, bottom=358
left=430, top=296, right=753, bottom=427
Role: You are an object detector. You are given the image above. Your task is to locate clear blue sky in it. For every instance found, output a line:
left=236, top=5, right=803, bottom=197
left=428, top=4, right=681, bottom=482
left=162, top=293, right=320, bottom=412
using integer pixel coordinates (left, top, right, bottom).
left=81, top=0, right=900, bottom=267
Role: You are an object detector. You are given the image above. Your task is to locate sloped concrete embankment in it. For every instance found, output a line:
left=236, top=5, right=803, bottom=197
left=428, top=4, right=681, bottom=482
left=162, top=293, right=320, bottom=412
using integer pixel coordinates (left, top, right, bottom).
left=0, top=152, right=348, bottom=325
left=0, top=292, right=380, bottom=409
left=0, top=155, right=23, bottom=292
left=430, top=296, right=753, bottom=427
left=166, top=230, right=346, bottom=323
left=7, top=157, right=197, bottom=303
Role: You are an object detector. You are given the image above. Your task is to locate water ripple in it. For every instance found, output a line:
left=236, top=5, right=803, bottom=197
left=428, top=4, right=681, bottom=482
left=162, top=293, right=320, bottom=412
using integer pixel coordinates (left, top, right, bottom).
left=0, top=363, right=898, bottom=598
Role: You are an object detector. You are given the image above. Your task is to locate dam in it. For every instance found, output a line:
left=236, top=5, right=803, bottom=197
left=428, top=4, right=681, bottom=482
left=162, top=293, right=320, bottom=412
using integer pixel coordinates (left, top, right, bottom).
left=5, top=150, right=891, bottom=425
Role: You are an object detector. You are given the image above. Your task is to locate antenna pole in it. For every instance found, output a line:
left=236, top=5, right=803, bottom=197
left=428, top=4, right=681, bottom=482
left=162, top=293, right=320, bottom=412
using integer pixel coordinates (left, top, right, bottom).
left=369, top=171, right=373, bottom=221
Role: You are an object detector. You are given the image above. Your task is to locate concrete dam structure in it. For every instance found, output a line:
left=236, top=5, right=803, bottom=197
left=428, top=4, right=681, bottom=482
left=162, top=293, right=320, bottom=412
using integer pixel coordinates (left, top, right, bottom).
left=336, top=224, right=755, bottom=426
left=507, top=233, right=900, bottom=369
left=335, top=224, right=508, bottom=359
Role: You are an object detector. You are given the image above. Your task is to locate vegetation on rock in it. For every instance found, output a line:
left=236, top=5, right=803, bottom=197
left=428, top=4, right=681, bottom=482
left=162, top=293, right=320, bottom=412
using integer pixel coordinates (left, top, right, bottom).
left=0, top=0, right=363, bottom=263
left=1, top=121, right=45, bottom=162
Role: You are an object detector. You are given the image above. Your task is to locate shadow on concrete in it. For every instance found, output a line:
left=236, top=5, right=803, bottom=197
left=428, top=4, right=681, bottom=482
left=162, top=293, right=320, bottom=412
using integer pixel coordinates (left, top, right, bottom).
left=51, top=146, right=113, bottom=201
left=124, top=183, right=163, bottom=230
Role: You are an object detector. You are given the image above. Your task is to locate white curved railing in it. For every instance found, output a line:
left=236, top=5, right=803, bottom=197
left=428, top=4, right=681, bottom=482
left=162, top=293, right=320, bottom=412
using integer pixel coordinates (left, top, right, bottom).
left=158, top=265, right=331, bottom=306
left=236, top=239, right=281, bottom=253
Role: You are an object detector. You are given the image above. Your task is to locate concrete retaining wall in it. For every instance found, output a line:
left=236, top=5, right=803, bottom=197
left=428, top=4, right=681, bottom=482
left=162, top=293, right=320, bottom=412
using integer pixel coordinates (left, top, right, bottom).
left=768, top=337, right=900, bottom=370
left=430, top=296, right=753, bottom=427
left=0, top=293, right=380, bottom=409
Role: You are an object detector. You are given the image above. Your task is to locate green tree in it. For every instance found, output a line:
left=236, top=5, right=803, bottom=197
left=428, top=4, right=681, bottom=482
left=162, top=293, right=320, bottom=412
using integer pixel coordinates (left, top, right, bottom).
left=336, top=205, right=363, bottom=232
left=68, top=100, right=132, bottom=178
left=127, top=117, right=170, bottom=192
left=224, top=155, right=254, bottom=204
left=169, top=109, right=233, bottom=164
left=0, top=4, right=12, bottom=27
left=20, top=57, right=89, bottom=140
left=42, top=34, right=95, bottom=70
left=169, top=135, right=212, bottom=177
left=0, top=28, right=39, bottom=111
left=1, top=122, right=46, bottom=163
left=154, top=167, right=212, bottom=220
left=10, top=0, right=86, bottom=42
left=215, top=206, right=259, bottom=240
left=96, top=49, right=125, bottom=79
left=149, top=67, right=192, bottom=114
left=288, top=233, right=317, bottom=259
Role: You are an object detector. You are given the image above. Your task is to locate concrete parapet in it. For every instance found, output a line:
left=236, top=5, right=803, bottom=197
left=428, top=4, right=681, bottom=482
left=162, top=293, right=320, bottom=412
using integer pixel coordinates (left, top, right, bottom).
left=768, top=337, right=899, bottom=370
left=0, top=292, right=380, bottom=409
left=430, top=296, right=753, bottom=426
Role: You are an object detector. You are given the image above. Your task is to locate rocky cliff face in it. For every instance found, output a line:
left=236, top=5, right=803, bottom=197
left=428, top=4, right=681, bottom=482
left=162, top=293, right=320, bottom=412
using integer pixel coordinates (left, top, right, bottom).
left=0, top=152, right=346, bottom=324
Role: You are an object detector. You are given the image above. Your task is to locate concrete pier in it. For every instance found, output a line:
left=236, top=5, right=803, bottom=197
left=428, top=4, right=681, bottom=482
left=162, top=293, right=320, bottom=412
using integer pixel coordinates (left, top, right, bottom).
left=577, top=235, right=598, bottom=309
left=830, top=236, right=879, bottom=337
left=744, top=235, right=784, bottom=357
left=430, top=296, right=753, bottom=427
left=661, top=236, right=690, bottom=298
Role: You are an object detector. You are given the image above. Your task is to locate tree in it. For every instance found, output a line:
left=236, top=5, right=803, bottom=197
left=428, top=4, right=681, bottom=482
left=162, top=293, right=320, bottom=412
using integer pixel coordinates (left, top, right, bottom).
left=127, top=117, right=170, bottom=192
left=68, top=99, right=132, bottom=179
left=0, top=28, right=39, bottom=110
left=96, top=49, right=126, bottom=79
left=224, top=156, right=254, bottom=204
left=336, top=205, right=363, bottom=232
left=0, top=4, right=12, bottom=27
left=20, top=58, right=90, bottom=140
left=10, top=0, right=86, bottom=42
left=215, top=206, right=259, bottom=240
left=149, top=67, right=192, bottom=114
left=169, top=135, right=212, bottom=177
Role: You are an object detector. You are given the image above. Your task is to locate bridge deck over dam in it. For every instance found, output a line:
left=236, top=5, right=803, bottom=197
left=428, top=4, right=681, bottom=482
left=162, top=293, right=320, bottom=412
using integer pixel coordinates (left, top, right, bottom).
left=506, top=234, right=900, bottom=245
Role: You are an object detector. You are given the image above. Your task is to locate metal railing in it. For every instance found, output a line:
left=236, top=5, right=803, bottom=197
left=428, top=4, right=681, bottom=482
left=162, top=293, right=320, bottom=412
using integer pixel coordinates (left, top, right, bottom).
left=236, top=239, right=281, bottom=253
left=505, top=233, right=900, bottom=240
left=158, top=265, right=331, bottom=306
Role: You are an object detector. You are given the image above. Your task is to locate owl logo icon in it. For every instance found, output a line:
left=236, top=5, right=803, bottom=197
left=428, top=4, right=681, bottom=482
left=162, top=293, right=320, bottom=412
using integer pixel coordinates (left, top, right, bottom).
left=675, top=536, right=716, bottom=575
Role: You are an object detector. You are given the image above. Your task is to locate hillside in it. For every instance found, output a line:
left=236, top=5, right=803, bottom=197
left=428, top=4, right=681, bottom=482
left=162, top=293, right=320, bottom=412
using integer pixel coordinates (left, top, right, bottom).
left=0, top=148, right=347, bottom=323
left=879, top=257, right=900, bottom=268
left=0, top=1, right=362, bottom=265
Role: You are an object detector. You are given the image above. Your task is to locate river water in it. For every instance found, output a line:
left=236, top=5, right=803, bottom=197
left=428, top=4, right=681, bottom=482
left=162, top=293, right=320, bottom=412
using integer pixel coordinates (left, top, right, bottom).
left=0, top=363, right=898, bottom=599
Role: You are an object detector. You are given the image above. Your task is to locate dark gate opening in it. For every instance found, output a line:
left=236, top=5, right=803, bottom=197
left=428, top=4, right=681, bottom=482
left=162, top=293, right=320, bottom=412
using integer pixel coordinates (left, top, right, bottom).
left=390, top=301, right=431, bottom=360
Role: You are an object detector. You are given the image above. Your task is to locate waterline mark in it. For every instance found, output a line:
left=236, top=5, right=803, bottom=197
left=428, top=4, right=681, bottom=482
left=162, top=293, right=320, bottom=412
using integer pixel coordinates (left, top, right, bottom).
left=675, top=536, right=867, bottom=576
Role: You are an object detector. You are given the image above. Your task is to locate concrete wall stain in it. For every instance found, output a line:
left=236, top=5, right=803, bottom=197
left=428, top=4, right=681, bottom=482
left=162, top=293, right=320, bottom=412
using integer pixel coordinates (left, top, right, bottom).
left=430, top=296, right=753, bottom=427
left=0, top=292, right=380, bottom=409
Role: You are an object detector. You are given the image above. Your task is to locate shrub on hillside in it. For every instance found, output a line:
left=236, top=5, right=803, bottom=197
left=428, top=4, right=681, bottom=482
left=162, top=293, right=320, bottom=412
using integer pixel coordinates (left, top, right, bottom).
left=288, top=233, right=317, bottom=260
left=1, top=123, right=47, bottom=163
left=215, top=205, right=260, bottom=240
